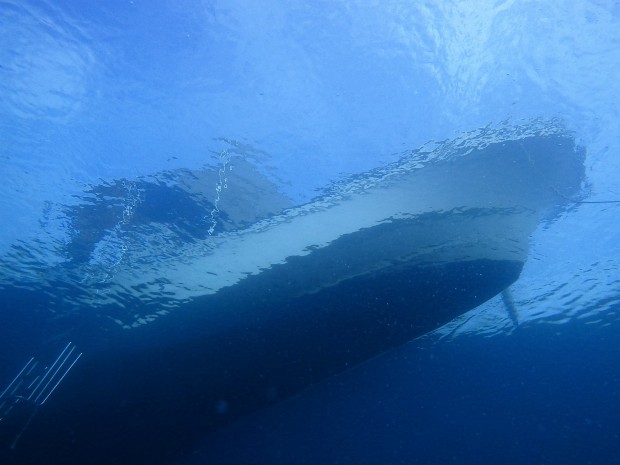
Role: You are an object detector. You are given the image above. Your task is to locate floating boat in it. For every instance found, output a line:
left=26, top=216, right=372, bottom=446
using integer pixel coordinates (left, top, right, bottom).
left=0, top=121, right=585, bottom=464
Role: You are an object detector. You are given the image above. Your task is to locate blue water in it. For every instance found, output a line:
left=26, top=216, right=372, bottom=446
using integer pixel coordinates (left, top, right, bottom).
left=189, top=323, right=620, bottom=465
left=1, top=1, right=620, bottom=464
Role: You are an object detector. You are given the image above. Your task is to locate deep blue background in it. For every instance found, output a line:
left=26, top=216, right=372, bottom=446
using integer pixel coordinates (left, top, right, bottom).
left=188, top=320, right=620, bottom=465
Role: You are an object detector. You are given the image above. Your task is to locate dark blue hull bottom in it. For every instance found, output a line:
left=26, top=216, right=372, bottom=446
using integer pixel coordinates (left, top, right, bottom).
left=1, top=258, right=521, bottom=465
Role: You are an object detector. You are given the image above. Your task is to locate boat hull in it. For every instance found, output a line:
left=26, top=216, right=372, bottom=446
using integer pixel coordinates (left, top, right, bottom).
left=0, top=126, right=585, bottom=464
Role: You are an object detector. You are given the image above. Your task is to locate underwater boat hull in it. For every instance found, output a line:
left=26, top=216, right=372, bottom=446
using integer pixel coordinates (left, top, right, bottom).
left=0, top=127, right=585, bottom=464
left=7, top=257, right=522, bottom=465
